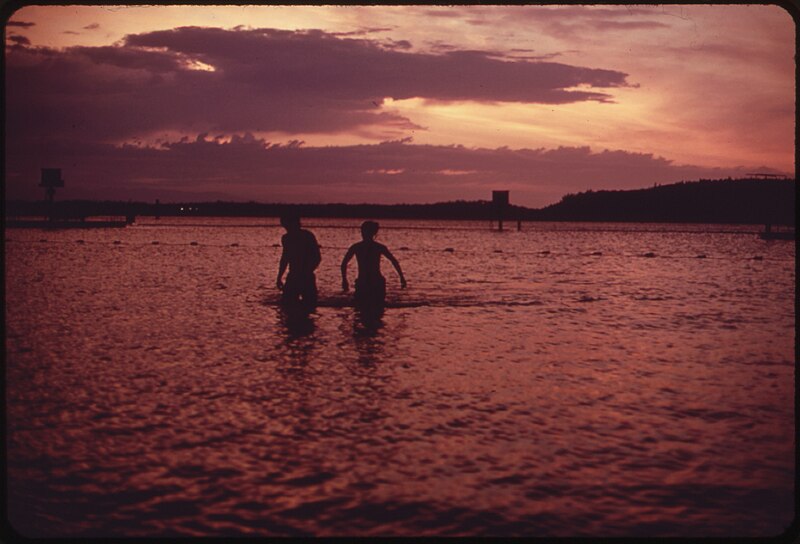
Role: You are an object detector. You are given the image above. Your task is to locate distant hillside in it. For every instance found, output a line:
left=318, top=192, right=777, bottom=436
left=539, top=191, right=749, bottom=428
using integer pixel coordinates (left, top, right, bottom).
left=537, top=178, right=795, bottom=225
left=5, top=199, right=523, bottom=221
left=5, top=177, right=795, bottom=224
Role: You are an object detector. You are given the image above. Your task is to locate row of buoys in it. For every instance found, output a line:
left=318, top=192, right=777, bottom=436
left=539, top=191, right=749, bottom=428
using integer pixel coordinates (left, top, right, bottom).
left=10, top=239, right=770, bottom=261
left=639, top=252, right=762, bottom=259
left=49, top=239, right=286, bottom=247
left=642, top=252, right=702, bottom=258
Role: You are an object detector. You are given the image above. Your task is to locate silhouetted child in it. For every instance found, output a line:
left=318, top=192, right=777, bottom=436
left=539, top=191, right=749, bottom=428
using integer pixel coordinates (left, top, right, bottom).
left=341, top=221, right=406, bottom=309
left=276, top=214, right=321, bottom=311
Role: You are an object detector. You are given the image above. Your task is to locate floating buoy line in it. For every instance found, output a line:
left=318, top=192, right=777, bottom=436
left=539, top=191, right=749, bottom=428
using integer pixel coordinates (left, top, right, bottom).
left=3, top=237, right=785, bottom=263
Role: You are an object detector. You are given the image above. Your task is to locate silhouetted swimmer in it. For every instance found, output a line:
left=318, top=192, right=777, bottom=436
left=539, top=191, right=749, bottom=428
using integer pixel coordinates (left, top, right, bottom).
left=276, top=214, right=321, bottom=312
left=341, top=221, right=406, bottom=310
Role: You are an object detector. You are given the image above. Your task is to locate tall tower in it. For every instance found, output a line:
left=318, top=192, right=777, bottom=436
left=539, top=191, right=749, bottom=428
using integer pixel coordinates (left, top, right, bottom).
left=40, top=168, right=64, bottom=220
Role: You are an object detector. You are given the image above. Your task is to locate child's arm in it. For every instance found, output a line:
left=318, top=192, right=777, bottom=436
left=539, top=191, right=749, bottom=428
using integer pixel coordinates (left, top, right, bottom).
left=382, top=247, right=407, bottom=288
left=276, top=238, right=288, bottom=289
left=341, top=245, right=356, bottom=291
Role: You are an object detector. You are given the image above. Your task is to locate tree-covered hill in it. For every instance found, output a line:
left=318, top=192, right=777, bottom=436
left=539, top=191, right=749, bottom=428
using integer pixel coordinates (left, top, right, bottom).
left=536, top=178, right=795, bottom=224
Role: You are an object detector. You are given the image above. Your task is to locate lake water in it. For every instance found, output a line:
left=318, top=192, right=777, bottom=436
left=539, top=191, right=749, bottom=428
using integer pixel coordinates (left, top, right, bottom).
left=5, top=217, right=795, bottom=537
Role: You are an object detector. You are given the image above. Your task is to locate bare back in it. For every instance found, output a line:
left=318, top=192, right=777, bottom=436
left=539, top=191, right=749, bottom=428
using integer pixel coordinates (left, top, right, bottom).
left=281, top=229, right=321, bottom=276
left=351, top=240, right=387, bottom=280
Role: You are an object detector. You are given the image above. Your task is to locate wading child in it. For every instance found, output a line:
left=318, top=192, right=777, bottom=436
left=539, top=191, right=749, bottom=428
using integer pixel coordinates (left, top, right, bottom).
left=341, top=221, right=406, bottom=309
left=276, top=214, right=321, bottom=312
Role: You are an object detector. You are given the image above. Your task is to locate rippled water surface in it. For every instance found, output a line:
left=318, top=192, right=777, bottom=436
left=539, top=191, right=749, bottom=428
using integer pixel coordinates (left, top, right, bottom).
left=5, top=218, right=795, bottom=537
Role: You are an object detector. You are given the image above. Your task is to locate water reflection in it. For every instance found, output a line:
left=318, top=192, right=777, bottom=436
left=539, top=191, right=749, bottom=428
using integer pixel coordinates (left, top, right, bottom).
left=277, top=306, right=317, bottom=338
left=353, top=317, right=385, bottom=369
left=354, top=307, right=384, bottom=336
left=273, top=308, right=319, bottom=381
left=6, top=220, right=793, bottom=537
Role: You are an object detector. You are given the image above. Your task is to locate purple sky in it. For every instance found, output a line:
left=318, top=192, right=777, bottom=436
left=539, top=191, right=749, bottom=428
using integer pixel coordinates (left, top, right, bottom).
left=5, top=6, right=794, bottom=206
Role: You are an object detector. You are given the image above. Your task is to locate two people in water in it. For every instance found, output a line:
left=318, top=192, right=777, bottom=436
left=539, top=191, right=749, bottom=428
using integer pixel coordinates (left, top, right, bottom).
left=276, top=215, right=406, bottom=312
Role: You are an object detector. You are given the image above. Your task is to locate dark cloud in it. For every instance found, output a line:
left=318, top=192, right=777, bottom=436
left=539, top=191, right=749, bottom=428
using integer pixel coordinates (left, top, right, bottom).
left=6, top=26, right=631, bottom=146
left=331, top=27, right=393, bottom=37
left=423, top=10, right=464, bottom=18
left=124, top=26, right=629, bottom=102
left=523, top=6, right=665, bottom=20
left=72, top=44, right=184, bottom=72
left=476, top=6, right=672, bottom=39
left=5, top=135, right=757, bottom=206
left=382, top=39, right=412, bottom=50
left=83, top=23, right=100, bottom=30
left=506, top=49, right=561, bottom=62
left=7, top=35, right=30, bottom=45
left=5, top=25, right=654, bottom=205
left=7, top=20, right=35, bottom=27
left=430, top=5, right=672, bottom=33
left=588, top=20, right=669, bottom=31
left=428, top=41, right=458, bottom=52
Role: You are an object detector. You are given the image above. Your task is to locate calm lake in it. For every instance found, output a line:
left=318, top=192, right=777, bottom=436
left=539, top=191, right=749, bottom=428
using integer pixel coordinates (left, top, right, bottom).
left=5, top=217, right=795, bottom=537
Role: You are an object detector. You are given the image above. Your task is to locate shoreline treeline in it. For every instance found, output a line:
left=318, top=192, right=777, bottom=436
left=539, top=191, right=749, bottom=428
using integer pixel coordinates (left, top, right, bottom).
left=5, top=178, right=795, bottom=225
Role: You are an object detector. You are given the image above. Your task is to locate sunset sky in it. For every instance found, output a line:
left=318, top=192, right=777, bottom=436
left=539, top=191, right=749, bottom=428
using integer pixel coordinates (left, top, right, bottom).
left=5, top=4, right=795, bottom=207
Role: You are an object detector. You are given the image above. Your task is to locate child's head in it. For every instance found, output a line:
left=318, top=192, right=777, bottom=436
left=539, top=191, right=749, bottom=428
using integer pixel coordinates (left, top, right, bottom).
left=280, top=214, right=301, bottom=231
left=361, top=220, right=379, bottom=240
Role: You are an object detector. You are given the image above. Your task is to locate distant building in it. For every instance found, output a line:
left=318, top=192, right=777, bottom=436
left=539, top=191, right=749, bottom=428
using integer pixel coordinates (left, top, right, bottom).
left=492, top=190, right=510, bottom=230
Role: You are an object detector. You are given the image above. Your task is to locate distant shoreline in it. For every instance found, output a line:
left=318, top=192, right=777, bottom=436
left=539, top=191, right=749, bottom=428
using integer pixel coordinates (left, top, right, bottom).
left=5, top=177, right=796, bottom=226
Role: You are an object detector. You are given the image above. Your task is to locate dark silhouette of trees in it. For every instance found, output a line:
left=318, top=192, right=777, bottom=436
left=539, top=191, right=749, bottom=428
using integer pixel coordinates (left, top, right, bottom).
left=5, top=178, right=795, bottom=225
left=537, top=178, right=794, bottom=225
